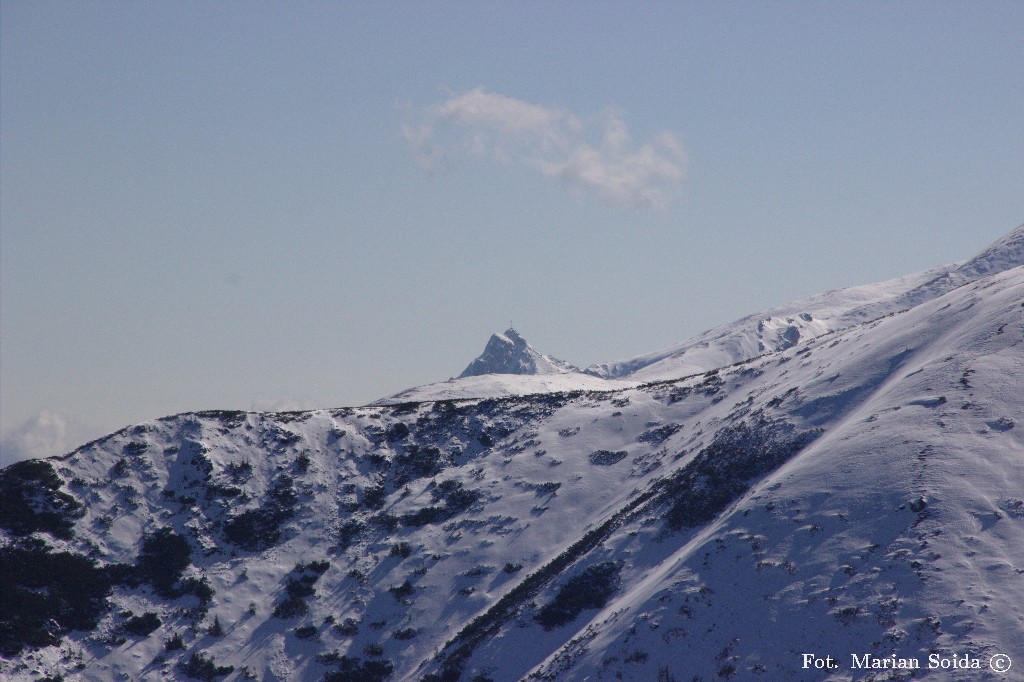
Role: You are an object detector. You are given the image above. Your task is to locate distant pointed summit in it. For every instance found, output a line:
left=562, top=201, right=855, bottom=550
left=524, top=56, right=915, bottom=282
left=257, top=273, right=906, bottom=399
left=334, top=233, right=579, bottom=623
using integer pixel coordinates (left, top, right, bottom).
left=459, top=328, right=578, bottom=378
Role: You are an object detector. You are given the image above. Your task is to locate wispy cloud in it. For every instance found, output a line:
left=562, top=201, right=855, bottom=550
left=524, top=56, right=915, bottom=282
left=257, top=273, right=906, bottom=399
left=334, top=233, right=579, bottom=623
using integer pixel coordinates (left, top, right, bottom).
left=0, top=411, right=72, bottom=468
left=403, top=88, right=687, bottom=210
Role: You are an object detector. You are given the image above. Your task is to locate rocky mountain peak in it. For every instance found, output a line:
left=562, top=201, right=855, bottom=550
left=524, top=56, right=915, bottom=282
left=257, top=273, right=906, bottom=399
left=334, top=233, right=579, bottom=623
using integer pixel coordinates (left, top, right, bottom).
left=458, top=328, right=578, bottom=378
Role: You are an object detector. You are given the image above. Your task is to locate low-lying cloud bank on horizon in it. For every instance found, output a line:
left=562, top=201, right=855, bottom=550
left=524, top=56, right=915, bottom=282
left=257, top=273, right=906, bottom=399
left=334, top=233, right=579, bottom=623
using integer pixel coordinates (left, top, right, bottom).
left=404, top=88, right=687, bottom=210
left=0, top=411, right=72, bottom=468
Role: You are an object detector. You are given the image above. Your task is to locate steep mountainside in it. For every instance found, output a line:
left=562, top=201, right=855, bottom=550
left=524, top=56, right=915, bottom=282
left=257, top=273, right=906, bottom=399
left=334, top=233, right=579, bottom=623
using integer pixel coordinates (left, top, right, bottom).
left=1, top=228, right=1022, bottom=682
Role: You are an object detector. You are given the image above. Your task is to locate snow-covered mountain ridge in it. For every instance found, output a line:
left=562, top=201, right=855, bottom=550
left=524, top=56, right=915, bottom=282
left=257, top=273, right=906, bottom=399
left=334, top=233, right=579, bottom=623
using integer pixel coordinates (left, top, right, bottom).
left=1, top=225, right=1022, bottom=682
left=590, top=223, right=1024, bottom=383
left=381, top=223, right=1024, bottom=404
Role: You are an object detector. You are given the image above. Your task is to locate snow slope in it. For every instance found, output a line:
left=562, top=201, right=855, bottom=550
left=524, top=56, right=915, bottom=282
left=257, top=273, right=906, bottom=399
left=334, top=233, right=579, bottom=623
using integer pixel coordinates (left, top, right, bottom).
left=377, top=373, right=639, bottom=406
left=1, top=226, right=1022, bottom=682
left=523, top=264, right=1024, bottom=682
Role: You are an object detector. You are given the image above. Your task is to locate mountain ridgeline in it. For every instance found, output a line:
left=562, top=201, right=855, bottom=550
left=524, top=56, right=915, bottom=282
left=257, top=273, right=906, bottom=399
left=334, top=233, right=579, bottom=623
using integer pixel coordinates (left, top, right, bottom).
left=1, top=224, right=1023, bottom=681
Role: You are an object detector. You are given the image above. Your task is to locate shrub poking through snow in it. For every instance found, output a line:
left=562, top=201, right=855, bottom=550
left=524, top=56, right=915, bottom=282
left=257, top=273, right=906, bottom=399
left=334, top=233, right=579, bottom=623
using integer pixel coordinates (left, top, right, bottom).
left=334, top=618, right=359, bottom=636
left=322, top=655, right=394, bottom=682
left=223, top=474, right=299, bottom=551
left=0, top=460, right=84, bottom=539
left=637, top=423, right=682, bottom=445
left=363, top=484, right=387, bottom=509
left=124, top=612, right=161, bottom=637
left=389, top=580, right=415, bottom=602
left=180, top=652, right=234, bottom=681
left=389, top=542, right=412, bottom=558
left=0, top=542, right=113, bottom=656
left=135, top=528, right=191, bottom=597
left=272, top=561, right=329, bottom=619
left=401, top=480, right=480, bottom=527
left=659, top=416, right=820, bottom=530
left=536, top=561, right=622, bottom=630
left=588, top=450, right=628, bottom=466
left=207, top=615, right=224, bottom=637
left=294, top=624, right=317, bottom=640
left=273, top=598, right=308, bottom=619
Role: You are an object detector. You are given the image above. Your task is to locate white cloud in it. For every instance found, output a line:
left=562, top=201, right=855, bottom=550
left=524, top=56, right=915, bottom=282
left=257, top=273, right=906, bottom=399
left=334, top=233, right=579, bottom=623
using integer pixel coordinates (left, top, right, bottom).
left=0, top=411, right=71, bottom=468
left=403, top=88, right=687, bottom=209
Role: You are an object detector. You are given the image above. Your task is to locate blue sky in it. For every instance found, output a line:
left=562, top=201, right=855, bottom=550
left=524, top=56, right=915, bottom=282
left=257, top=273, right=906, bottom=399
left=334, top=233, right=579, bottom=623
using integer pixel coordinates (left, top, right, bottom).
left=2, top=1, right=1022, bottom=464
